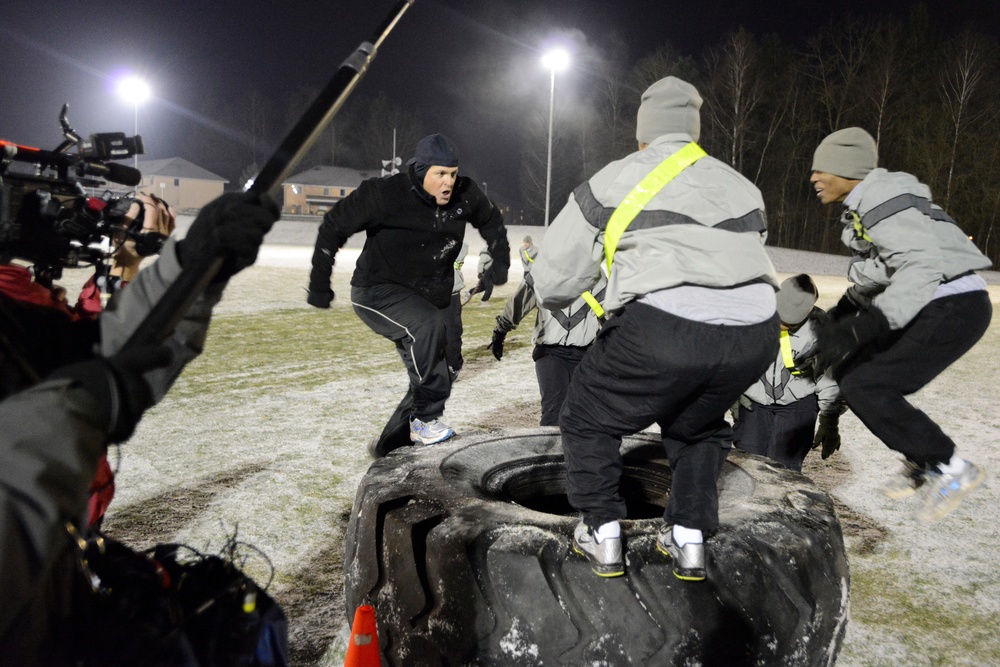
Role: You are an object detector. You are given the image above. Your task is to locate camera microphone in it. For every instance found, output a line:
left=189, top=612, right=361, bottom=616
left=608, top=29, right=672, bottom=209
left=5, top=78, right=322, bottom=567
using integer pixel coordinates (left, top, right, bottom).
left=85, top=161, right=142, bottom=187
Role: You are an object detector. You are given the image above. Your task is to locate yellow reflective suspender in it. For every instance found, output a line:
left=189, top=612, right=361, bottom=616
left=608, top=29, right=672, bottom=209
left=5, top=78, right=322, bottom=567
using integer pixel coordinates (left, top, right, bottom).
left=846, top=210, right=872, bottom=243
left=779, top=329, right=804, bottom=376
left=581, top=142, right=707, bottom=321
left=581, top=290, right=605, bottom=320
left=603, top=142, right=708, bottom=274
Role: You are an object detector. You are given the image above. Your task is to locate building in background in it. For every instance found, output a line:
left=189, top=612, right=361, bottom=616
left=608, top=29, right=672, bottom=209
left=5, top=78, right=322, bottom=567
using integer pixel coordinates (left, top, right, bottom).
left=282, top=165, right=376, bottom=215
left=136, top=158, right=228, bottom=211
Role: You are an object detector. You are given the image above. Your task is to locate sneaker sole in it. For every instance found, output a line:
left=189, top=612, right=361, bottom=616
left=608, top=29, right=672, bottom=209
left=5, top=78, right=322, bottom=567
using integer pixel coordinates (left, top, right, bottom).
left=410, top=431, right=456, bottom=446
left=882, top=484, right=921, bottom=500
left=657, top=540, right=706, bottom=582
left=572, top=543, right=624, bottom=578
left=916, top=468, right=985, bottom=523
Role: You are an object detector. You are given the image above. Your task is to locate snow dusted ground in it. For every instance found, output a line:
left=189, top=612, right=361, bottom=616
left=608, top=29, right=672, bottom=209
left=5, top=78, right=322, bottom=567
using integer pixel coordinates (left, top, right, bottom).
left=80, top=221, right=1000, bottom=665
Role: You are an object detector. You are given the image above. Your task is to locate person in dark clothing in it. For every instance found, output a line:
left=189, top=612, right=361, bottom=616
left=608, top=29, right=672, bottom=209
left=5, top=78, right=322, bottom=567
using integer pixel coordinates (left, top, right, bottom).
left=307, top=134, right=510, bottom=457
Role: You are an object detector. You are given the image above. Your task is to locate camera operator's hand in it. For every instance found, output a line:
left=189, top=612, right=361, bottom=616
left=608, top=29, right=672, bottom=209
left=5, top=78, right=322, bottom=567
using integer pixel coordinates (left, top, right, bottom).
left=48, top=345, right=173, bottom=444
left=177, top=192, right=280, bottom=283
left=111, top=192, right=176, bottom=283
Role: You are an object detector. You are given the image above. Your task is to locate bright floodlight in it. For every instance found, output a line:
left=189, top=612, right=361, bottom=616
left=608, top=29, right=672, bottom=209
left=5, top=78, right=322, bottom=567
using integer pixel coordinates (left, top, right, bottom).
left=542, top=48, right=570, bottom=72
left=117, top=76, right=151, bottom=104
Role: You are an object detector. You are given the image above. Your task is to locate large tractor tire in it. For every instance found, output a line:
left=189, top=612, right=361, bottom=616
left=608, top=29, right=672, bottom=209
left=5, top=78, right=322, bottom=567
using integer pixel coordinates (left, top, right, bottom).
left=344, top=429, right=849, bottom=666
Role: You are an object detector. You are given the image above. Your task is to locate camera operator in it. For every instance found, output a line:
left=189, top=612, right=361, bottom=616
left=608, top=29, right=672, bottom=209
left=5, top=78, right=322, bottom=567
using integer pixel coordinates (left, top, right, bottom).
left=0, top=191, right=281, bottom=665
left=0, top=191, right=176, bottom=528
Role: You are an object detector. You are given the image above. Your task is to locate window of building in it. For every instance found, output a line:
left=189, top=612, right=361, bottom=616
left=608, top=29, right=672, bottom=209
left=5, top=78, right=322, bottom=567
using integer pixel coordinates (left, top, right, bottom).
left=174, top=178, right=180, bottom=187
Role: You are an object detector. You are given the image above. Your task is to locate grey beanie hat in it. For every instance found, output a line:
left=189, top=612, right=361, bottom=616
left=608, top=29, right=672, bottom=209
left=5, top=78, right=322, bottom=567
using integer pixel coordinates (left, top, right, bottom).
left=776, top=274, right=818, bottom=326
left=811, top=128, right=877, bottom=179
left=523, top=235, right=532, bottom=244
left=636, top=76, right=702, bottom=144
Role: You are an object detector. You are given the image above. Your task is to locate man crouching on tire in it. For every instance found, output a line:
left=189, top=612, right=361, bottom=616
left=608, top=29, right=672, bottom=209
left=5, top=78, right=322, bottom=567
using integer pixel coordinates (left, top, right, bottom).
left=529, top=77, right=779, bottom=581
left=307, top=134, right=510, bottom=457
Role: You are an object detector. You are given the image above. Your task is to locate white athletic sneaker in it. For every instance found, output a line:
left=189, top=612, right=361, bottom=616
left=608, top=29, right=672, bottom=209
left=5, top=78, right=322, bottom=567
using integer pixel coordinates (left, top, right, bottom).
left=915, top=461, right=984, bottom=523
left=409, top=417, right=455, bottom=445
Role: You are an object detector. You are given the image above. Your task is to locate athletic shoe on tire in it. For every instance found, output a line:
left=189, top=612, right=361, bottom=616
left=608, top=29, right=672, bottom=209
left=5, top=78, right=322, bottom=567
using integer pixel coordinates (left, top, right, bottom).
left=657, top=524, right=706, bottom=581
left=572, top=521, right=624, bottom=577
left=409, top=417, right=455, bottom=445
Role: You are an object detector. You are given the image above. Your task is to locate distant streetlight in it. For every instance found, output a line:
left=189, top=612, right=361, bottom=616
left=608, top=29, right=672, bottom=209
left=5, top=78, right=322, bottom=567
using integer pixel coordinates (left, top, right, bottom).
left=117, top=75, right=150, bottom=169
left=541, top=48, right=569, bottom=227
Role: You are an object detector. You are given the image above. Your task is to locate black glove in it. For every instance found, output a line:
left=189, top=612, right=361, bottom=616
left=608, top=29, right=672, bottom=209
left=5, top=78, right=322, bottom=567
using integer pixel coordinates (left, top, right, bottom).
left=486, top=253, right=510, bottom=287
left=812, top=412, right=841, bottom=460
left=814, top=308, right=890, bottom=377
left=307, top=288, right=334, bottom=309
left=49, top=345, right=173, bottom=444
left=825, top=291, right=861, bottom=323
left=488, top=329, right=507, bottom=360
left=177, top=192, right=280, bottom=283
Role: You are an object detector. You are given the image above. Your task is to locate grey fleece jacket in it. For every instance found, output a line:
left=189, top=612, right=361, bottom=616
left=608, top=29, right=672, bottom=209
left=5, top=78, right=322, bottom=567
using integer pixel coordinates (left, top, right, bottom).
left=840, top=168, right=991, bottom=329
left=529, top=133, right=778, bottom=312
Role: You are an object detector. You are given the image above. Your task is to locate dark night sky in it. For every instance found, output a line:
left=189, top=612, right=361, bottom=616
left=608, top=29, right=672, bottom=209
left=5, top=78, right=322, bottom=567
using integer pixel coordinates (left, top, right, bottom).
left=2, top=1, right=997, bottom=202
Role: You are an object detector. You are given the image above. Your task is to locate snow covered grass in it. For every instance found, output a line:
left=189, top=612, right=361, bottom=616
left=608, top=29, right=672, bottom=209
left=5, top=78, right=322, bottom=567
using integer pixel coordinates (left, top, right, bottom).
left=72, top=222, right=1000, bottom=666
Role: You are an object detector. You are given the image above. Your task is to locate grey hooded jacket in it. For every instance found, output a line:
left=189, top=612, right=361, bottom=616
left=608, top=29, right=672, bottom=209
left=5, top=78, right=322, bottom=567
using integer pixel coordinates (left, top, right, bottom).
left=840, top=168, right=991, bottom=329
left=529, top=133, right=778, bottom=312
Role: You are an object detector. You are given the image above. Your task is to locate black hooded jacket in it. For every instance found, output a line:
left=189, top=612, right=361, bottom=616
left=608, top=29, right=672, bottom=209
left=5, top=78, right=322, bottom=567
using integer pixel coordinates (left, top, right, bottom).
left=310, top=166, right=509, bottom=309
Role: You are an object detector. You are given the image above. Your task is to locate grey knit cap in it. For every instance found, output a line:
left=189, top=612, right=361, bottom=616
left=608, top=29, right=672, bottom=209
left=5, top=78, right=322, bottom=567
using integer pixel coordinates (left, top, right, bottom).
left=636, top=76, right=702, bottom=144
left=811, top=128, right=877, bottom=179
left=776, top=274, right=818, bottom=326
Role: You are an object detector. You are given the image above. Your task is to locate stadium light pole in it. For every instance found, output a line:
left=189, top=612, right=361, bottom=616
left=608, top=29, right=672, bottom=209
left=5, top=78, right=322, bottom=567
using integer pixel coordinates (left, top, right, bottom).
left=117, top=75, right=151, bottom=169
left=542, top=48, right=569, bottom=227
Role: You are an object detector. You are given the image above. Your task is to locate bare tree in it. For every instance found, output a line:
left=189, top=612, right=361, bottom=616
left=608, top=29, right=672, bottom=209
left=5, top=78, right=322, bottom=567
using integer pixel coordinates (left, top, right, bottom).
left=702, top=28, right=763, bottom=170
left=804, top=19, right=876, bottom=133
left=938, top=31, right=995, bottom=207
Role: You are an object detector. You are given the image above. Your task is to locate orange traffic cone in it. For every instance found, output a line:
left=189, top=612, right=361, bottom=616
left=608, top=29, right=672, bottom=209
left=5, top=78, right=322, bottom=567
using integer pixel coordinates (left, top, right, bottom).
left=344, top=604, right=381, bottom=667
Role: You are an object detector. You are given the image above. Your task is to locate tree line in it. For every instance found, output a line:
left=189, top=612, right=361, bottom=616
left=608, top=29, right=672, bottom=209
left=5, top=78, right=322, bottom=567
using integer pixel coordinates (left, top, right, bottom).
left=522, top=6, right=1000, bottom=263
left=177, top=5, right=1000, bottom=263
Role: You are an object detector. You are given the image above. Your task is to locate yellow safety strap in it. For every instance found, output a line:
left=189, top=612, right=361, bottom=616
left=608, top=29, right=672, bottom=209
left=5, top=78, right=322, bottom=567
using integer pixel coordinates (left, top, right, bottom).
left=779, top=329, right=804, bottom=376
left=847, top=211, right=872, bottom=243
left=603, top=142, right=708, bottom=274
left=523, top=249, right=534, bottom=264
left=581, top=290, right=605, bottom=321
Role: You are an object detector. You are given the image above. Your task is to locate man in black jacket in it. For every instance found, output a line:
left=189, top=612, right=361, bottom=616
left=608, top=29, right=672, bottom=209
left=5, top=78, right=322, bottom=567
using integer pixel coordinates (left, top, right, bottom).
left=307, top=134, right=510, bottom=457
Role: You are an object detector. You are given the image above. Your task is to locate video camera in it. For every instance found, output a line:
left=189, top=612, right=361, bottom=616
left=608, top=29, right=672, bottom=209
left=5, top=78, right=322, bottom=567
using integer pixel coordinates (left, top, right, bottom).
left=0, top=104, right=162, bottom=283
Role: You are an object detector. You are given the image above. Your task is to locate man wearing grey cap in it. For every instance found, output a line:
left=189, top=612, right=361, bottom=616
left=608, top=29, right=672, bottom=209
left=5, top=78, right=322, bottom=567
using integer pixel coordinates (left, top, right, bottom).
left=809, top=127, right=992, bottom=522
left=734, top=274, right=845, bottom=472
left=530, top=76, right=779, bottom=581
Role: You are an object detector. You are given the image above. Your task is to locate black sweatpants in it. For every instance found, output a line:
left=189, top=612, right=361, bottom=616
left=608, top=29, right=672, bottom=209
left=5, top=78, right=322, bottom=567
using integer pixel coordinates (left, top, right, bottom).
left=733, top=394, right=819, bottom=472
left=533, top=344, right=588, bottom=427
left=837, top=291, right=991, bottom=467
left=443, top=292, right=464, bottom=372
left=352, top=284, right=452, bottom=449
left=560, top=303, right=779, bottom=532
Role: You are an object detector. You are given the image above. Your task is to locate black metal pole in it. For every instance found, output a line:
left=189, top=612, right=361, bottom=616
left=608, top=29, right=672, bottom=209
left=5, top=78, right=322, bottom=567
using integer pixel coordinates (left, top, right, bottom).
left=124, top=0, right=415, bottom=349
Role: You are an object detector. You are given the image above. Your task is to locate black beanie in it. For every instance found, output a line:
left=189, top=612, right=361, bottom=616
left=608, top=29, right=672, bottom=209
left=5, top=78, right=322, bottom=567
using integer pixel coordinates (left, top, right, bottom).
left=410, top=134, right=458, bottom=169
